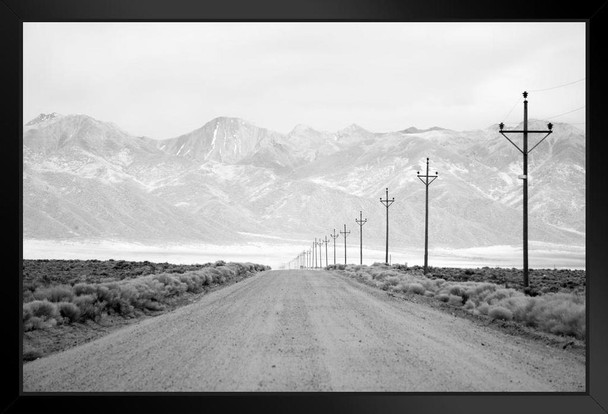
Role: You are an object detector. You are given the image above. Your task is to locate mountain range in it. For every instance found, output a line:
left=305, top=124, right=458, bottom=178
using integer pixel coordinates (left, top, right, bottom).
left=23, top=113, right=585, bottom=251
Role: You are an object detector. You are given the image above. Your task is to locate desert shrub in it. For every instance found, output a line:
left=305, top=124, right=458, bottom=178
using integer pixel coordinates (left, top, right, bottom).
left=485, top=288, right=517, bottom=304
left=449, top=285, right=466, bottom=297
left=24, top=300, right=59, bottom=320
left=488, top=306, right=513, bottom=321
left=73, top=294, right=102, bottom=321
left=23, top=345, right=42, bottom=361
left=214, top=260, right=226, bottom=267
left=203, top=272, right=214, bottom=285
left=448, top=294, right=464, bottom=306
left=143, top=300, right=165, bottom=311
left=177, top=273, right=202, bottom=293
left=437, top=294, right=450, bottom=302
left=24, top=316, right=47, bottom=331
left=523, top=293, right=585, bottom=338
left=23, top=305, right=33, bottom=322
left=463, top=299, right=476, bottom=310
left=228, top=263, right=246, bottom=275
left=478, top=302, right=490, bottom=315
left=384, top=276, right=401, bottom=287
left=23, top=290, right=35, bottom=303
left=57, top=301, right=81, bottom=322
left=33, top=285, right=74, bottom=302
left=73, top=282, right=97, bottom=296
left=94, top=284, right=111, bottom=301
left=497, top=295, right=532, bottom=321
left=407, top=283, right=425, bottom=295
left=153, top=273, right=188, bottom=296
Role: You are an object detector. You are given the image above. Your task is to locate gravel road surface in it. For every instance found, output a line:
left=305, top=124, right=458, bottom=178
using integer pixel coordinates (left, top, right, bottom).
left=23, top=270, right=585, bottom=392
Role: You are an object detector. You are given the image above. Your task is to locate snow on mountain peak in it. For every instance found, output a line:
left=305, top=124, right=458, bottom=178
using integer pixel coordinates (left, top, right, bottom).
left=25, top=112, right=62, bottom=126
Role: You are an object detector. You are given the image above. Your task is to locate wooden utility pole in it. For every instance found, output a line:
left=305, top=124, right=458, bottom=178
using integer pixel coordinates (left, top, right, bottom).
left=340, top=224, right=350, bottom=265
left=499, top=91, right=553, bottom=287
left=417, top=158, right=439, bottom=274
left=355, top=210, right=367, bottom=265
left=324, top=236, right=329, bottom=268
left=317, top=238, right=323, bottom=268
left=379, top=188, right=395, bottom=265
left=330, top=229, right=339, bottom=265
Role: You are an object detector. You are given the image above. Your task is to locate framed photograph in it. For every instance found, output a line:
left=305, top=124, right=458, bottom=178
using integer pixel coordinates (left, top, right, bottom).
left=4, top=0, right=607, bottom=413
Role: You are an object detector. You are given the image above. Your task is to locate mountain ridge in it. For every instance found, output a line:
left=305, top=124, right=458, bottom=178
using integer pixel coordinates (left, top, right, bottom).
left=23, top=113, right=585, bottom=250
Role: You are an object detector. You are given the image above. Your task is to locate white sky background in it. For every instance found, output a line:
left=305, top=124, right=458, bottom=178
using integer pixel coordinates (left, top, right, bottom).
left=23, top=22, right=585, bottom=139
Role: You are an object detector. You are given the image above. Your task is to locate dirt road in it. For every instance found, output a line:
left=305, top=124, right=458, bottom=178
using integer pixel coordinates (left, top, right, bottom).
left=23, top=270, right=585, bottom=392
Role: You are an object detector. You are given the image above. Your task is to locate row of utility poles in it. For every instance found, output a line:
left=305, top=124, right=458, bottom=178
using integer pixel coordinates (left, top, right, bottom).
left=287, top=91, right=555, bottom=288
left=287, top=158, right=439, bottom=273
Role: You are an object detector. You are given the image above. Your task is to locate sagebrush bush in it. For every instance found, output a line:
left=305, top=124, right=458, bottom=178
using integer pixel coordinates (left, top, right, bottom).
left=33, top=285, right=74, bottom=302
left=23, top=306, right=33, bottom=322
left=23, top=290, right=35, bottom=303
left=478, top=302, right=490, bottom=315
left=437, top=294, right=450, bottom=302
left=73, top=282, right=97, bottom=296
left=57, top=301, right=81, bottom=322
left=24, top=316, right=47, bottom=331
left=448, top=294, right=463, bottom=306
left=73, top=294, right=102, bottom=321
left=23, top=345, right=42, bottom=361
left=488, top=306, right=513, bottom=321
left=407, top=283, right=425, bottom=295
left=24, top=300, right=59, bottom=319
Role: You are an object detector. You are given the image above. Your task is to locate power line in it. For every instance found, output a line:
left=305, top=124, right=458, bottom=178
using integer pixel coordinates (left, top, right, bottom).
left=502, top=97, right=522, bottom=123
left=544, top=106, right=585, bottom=120
left=528, top=77, right=585, bottom=92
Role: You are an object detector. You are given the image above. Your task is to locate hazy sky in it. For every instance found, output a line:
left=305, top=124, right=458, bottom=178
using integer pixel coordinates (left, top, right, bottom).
left=23, top=22, right=585, bottom=139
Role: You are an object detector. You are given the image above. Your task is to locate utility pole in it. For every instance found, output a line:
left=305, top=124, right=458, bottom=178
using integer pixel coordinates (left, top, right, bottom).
left=313, top=239, right=317, bottom=269
left=355, top=210, right=368, bottom=265
left=324, top=236, right=329, bottom=268
left=330, top=229, right=339, bottom=265
left=340, top=224, right=350, bottom=265
left=317, top=238, right=323, bottom=268
left=417, top=158, right=439, bottom=274
left=379, top=187, right=395, bottom=265
left=499, top=91, right=553, bottom=288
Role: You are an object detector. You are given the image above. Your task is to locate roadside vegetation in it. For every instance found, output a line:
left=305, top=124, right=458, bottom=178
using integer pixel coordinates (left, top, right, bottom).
left=326, top=263, right=585, bottom=340
left=22, top=259, right=270, bottom=361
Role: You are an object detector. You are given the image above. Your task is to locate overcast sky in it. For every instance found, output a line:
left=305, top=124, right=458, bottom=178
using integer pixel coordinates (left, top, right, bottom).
left=23, top=22, right=585, bottom=139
